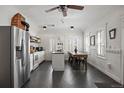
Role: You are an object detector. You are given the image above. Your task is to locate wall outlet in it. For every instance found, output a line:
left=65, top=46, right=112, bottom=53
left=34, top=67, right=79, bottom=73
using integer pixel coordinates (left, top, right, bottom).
left=107, top=63, right=112, bottom=69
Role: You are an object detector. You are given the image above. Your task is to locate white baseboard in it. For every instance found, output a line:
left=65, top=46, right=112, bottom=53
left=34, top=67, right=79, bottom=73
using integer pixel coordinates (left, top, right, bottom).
left=105, top=71, right=121, bottom=83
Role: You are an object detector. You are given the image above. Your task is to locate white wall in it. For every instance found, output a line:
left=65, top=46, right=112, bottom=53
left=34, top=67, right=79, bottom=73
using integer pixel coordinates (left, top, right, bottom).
left=0, top=6, right=39, bottom=36
left=39, top=27, right=84, bottom=60
left=84, top=8, right=124, bottom=84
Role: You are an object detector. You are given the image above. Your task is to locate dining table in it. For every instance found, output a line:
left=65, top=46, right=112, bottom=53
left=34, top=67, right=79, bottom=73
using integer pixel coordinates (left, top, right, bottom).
left=68, top=51, right=88, bottom=70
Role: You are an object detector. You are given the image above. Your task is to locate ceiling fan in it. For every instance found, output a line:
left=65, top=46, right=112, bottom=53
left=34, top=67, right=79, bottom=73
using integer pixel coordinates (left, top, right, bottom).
left=45, top=5, right=84, bottom=17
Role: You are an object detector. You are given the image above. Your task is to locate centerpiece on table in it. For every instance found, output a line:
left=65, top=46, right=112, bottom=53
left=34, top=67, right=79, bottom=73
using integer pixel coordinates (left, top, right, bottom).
left=74, top=46, right=78, bottom=53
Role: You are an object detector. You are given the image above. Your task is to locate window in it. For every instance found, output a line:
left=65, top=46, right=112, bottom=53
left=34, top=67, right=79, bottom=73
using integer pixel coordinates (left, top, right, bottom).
left=49, top=36, right=80, bottom=52
left=50, top=39, right=54, bottom=51
left=85, top=33, right=90, bottom=53
left=97, top=30, right=106, bottom=57
left=67, top=37, right=78, bottom=52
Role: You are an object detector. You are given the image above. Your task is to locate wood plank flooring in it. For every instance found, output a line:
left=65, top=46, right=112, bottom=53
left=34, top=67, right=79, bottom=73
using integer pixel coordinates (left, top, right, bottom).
left=24, top=61, right=122, bottom=88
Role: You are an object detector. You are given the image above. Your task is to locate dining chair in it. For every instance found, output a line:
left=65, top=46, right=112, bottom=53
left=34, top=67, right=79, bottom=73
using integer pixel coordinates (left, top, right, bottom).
left=68, top=52, right=73, bottom=64
left=81, top=55, right=88, bottom=70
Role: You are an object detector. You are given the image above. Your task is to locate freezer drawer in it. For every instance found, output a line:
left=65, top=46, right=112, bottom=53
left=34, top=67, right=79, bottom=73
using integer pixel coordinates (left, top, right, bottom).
left=17, top=59, right=23, bottom=87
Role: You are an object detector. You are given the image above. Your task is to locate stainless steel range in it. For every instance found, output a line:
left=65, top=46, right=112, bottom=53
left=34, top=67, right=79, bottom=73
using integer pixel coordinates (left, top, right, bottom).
left=33, top=52, right=39, bottom=70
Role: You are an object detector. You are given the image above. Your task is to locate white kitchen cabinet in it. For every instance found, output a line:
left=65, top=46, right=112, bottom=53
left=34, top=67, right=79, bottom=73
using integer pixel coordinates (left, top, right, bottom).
left=52, top=52, right=65, bottom=71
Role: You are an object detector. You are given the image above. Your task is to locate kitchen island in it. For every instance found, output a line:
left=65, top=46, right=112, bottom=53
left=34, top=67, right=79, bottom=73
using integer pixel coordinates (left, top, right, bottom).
left=52, top=52, right=65, bottom=71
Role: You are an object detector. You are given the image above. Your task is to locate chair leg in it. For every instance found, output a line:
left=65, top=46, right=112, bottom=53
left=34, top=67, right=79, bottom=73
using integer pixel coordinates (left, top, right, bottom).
left=73, top=58, right=76, bottom=66
left=70, top=58, right=73, bottom=66
left=82, top=60, right=84, bottom=69
left=68, top=58, right=70, bottom=63
left=85, top=61, right=87, bottom=71
left=78, top=60, right=80, bottom=65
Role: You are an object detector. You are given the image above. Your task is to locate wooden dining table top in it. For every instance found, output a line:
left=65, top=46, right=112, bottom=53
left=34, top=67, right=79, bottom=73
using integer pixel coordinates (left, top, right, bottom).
left=69, top=51, right=88, bottom=56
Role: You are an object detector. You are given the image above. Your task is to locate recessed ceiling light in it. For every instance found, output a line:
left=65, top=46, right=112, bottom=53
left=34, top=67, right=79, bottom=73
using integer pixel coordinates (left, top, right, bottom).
left=43, top=26, right=47, bottom=30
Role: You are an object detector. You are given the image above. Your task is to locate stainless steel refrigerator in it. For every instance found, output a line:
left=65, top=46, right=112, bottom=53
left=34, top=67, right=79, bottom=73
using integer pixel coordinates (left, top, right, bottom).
left=0, top=26, right=30, bottom=88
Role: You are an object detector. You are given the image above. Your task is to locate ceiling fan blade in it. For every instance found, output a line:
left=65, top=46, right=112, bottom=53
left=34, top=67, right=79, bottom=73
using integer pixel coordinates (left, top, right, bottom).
left=67, top=5, right=84, bottom=10
left=45, top=6, right=59, bottom=12
left=62, top=10, right=67, bottom=17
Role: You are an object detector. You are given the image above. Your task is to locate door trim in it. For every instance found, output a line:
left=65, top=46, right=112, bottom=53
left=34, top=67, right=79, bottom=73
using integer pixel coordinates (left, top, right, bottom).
left=120, top=15, right=124, bottom=85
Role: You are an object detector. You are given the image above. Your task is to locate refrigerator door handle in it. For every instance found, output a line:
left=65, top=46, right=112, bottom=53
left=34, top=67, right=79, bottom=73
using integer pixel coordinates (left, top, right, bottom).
left=21, top=39, right=24, bottom=66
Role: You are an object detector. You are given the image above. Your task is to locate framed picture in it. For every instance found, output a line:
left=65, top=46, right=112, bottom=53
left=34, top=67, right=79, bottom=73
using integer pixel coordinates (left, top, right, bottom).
left=90, top=35, right=95, bottom=46
left=109, top=28, right=116, bottom=39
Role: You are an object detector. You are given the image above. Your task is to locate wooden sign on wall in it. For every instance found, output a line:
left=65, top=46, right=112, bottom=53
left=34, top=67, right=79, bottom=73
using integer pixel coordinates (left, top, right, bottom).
left=11, top=13, right=25, bottom=30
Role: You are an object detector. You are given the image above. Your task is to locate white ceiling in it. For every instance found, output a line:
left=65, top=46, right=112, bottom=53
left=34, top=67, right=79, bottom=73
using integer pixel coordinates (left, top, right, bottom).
left=14, top=5, right=124, bottom=31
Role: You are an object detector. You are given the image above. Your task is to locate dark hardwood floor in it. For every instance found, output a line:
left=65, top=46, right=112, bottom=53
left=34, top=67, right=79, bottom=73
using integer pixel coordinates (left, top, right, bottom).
left=24, top=61, right=122, bottom=88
